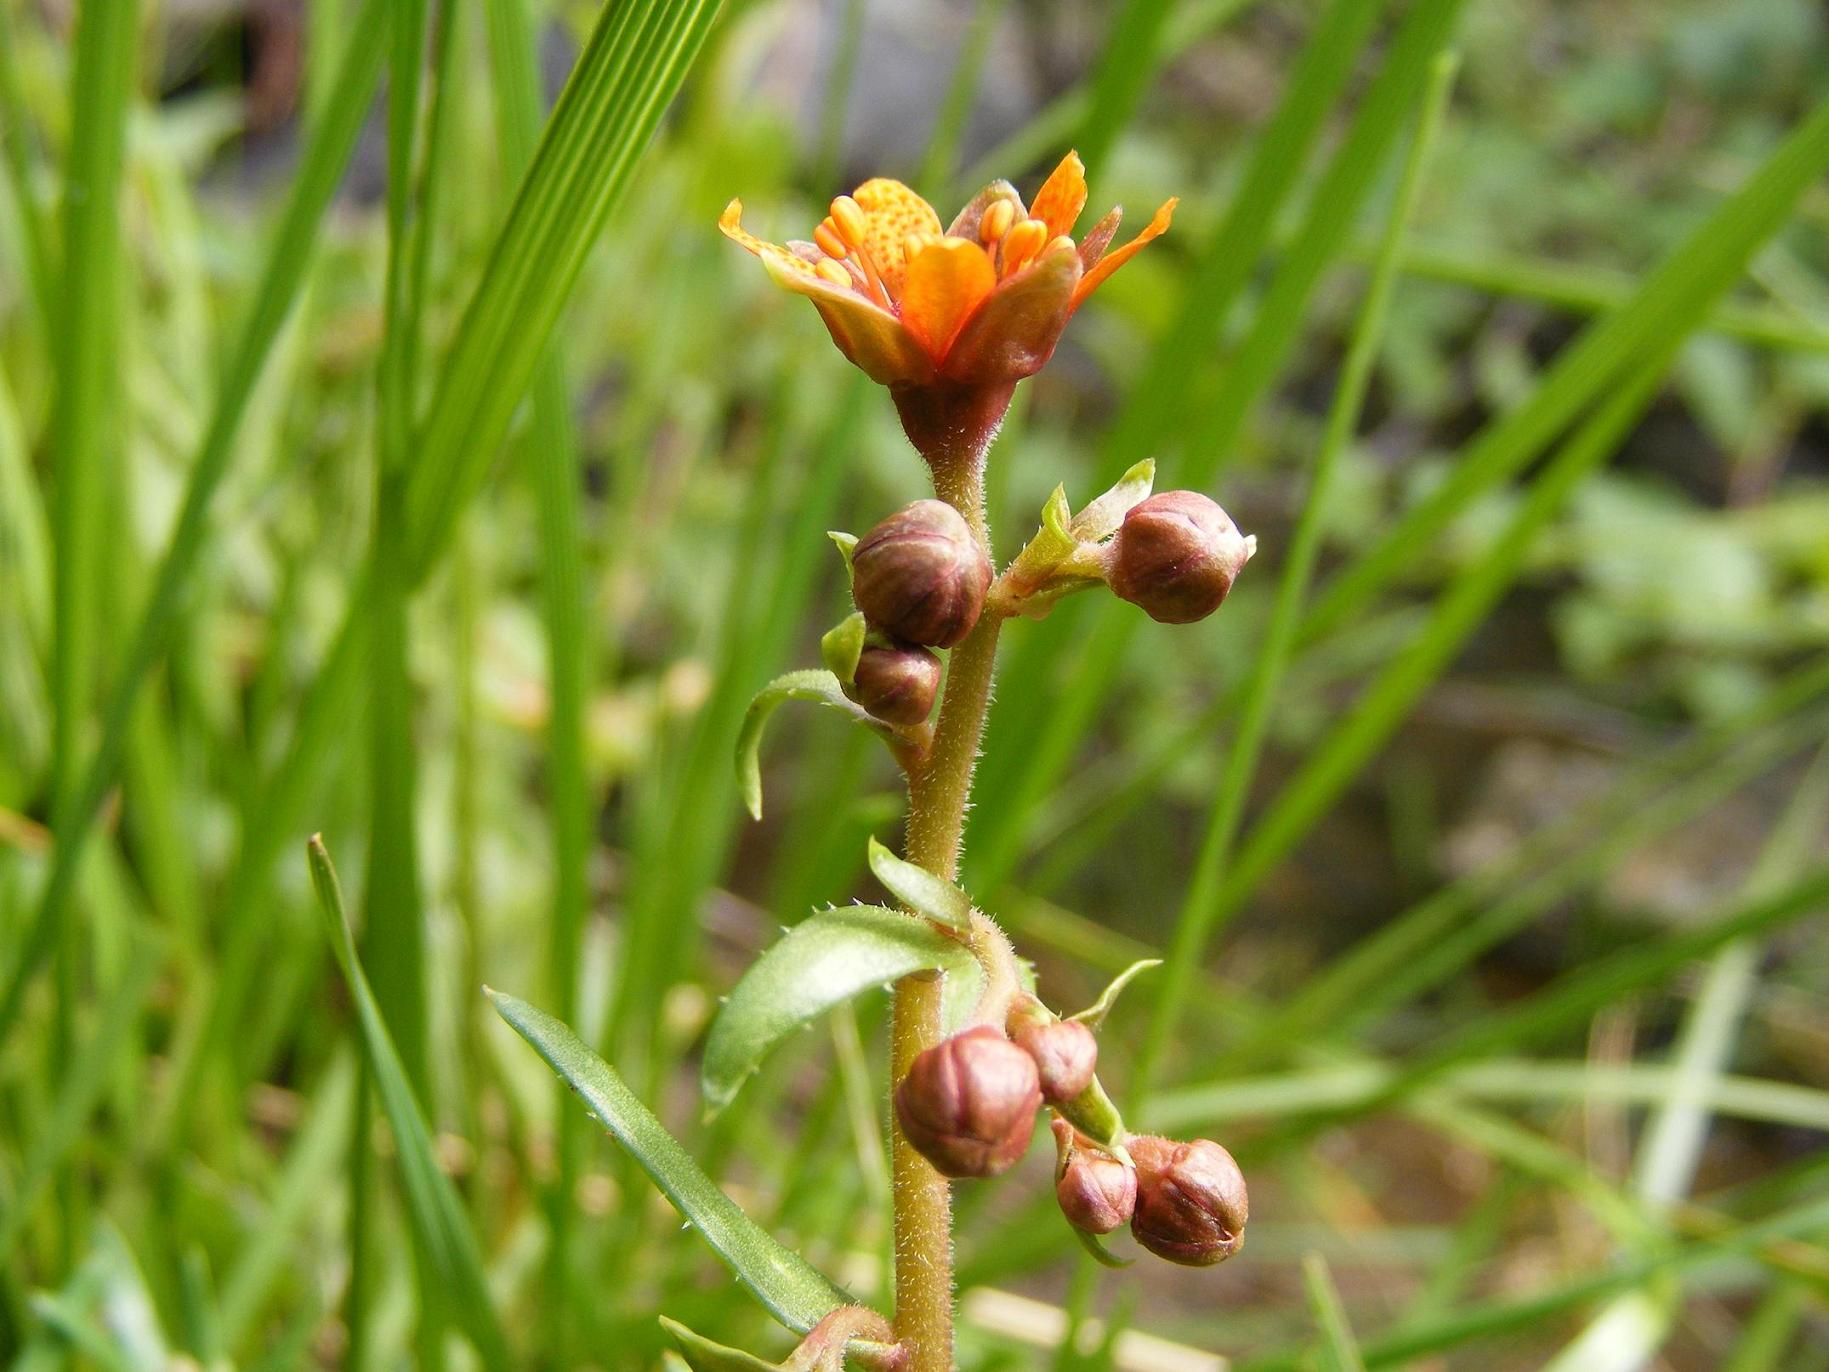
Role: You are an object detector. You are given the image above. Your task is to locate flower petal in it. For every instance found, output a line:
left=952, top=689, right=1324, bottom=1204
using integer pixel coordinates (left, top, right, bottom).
left=1077, top=207, right=1122, bottom=272
left=940, top=238, right=1082, bottom=385
left=899, top=236, right=998, bottom=359
left=850, top=178, right=943, bottom=299
left=1072, top=198, right=1176, bottom=308
left=947, top=180, right=1026, bottom=241
left=1030, top=151, right=1088, bottom=240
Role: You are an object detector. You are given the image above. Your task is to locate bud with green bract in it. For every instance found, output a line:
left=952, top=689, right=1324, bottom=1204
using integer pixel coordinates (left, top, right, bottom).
left=1051, top=1120, right=1136, bottom=1235
left=894, top=1025, right=1040, bottom=1178
left=1108, top=491, right=1254, bottom=625
left=853, top=640, right=941, bottom=725
left=1127, top=1134, right=1248, bottom=1265
left=853, top=500, right=993, bottom=647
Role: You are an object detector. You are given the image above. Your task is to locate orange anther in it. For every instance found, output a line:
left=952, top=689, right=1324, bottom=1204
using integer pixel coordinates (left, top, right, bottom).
left=815, top=259, right=853, bottom=287
left=979, top=199, right=1016, bottom=244
left=1043, top=234, right=1075, bottom=259
left=1001, top=217, right=1047, bottom=274
left=830, top=195, right=869, bottom=249
left=814, top=221, right=848, bottom=259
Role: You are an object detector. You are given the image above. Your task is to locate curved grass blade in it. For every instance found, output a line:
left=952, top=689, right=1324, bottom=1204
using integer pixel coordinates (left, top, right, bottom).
left=661, top=1318, right=786, bottom=1372
left=701, top=904, right=973, bottom=1113
left=490, top=988, right=852, bottom=1333
left=307, top=839, right=510, bottom=1370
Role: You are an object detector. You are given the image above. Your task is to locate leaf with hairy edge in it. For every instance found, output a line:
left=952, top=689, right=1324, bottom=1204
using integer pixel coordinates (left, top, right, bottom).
left=1070, top=959, right=1161, bottom=1030
left=661, top=1317, right=787, bottom=1372
left=866, top=836, right=973, bottom=934
left=307, top=839, right=511, bottom=1369
left=1071, top=458, right=1156, bottom=542
left=737, top=670, right=898, bottom=820
left=702, top=906, right=974, bottom=1113
left=490, top=990, right=851, bottom=1333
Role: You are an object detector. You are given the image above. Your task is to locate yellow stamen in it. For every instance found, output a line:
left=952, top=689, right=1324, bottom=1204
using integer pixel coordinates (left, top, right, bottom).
left=830, top=196, right=869, bottom=250
left=979, top=199, right=1016, bottom=244
left=1000, top=217, right=1047, bottom=276
left=814, top=221, right=848, bottom=259
left=1043, top=234, right=1075, bottom=258
left=815, top=259, right=853, bottom=287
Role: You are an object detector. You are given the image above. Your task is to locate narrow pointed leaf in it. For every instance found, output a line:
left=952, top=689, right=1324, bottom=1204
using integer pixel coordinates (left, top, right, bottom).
left=661, top=1317, right=787, bottom=1372
left=702, top=905, right=974, bottom=1113
left=491, top=989, right=850, bottom=1332
left=737, top=670, right=898, bottom=820
left=1070, top=458, right=1156, bottom=541
left=1069, top=959, right=1161, bottom=1029
left=866, top=836, right=973, bottom=934
left=307, top=839, right=511, bottom=1369
left=1070, top=1227, right=1133, bottom=1269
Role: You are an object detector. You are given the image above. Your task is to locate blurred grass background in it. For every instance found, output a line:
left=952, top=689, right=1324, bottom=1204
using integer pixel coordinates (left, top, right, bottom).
left=2, top=0, right=1828, bottom=1368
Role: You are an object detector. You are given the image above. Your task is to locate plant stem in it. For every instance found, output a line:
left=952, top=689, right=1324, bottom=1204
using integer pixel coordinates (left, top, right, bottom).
left=891, top=416, right=1005, bottom=1372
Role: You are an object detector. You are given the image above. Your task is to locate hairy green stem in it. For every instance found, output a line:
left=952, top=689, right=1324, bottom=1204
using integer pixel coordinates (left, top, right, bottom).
left=890, top=409, right=1005, bottom=1372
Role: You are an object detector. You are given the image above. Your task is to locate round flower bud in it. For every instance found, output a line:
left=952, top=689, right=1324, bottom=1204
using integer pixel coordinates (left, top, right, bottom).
left=1013, top=1018, right=1097, bottom=1104
left=852, top=500, right=993, bottom=648
left=1052, top=1120, right=1136, bottom=1235
left=1128, top=1134, right=1248, bottom=1266
left=853, top=641, right=941, bottom=725
left=894, top=1026, right=1041, bottom=1178
left=1109, top=491, right=1254, bottom=625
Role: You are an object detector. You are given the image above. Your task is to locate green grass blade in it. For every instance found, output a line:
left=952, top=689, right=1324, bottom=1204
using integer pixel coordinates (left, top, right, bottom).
left=402, top=0, right=726, bottom=581
left=0, top=0, right=391, bottom=1043
left=1073, top=0, right=1176, bottom=171
left=1301, top=93, right=1829, bottom=647
left=489, top=988, right=854, bottom=1333
left=1135, top=47, right=1458, bottom=1099
left=307, top=838, right=511, bottom=1369
left=1302, top=1253, right=1367, bottom=1372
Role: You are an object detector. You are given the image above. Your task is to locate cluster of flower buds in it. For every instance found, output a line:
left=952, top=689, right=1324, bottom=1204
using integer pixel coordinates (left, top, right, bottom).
left=1106, top=490, right=1255, bottom=625
left=895, top=1003, right=1247, bottom=1267
left=845, top=500, right=992, bottom=726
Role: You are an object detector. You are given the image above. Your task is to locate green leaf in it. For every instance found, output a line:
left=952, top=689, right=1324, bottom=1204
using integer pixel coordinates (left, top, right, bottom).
left=307, top=839, right=511, bottom=1369
left=701, top=905, right=974, bottom=1114
left=490, top=990, right=851, bottom=1333
left=866, top=836, right=973, bottom=934
left=736, top=670, right=897, bottom=820
left=1070, top=458, right=1157, bottom=542
left=1003, top=484, right=1081, bottom=592
left=828, top=530, right=858, bottom=581
left=1304, top=1252, right=1368, bottom=1372
left=1069, top=958, right=1161, bottom=1030
left=820, top=614, right=868, bottom=688
left=661, top=1317, right=786, bottom=1372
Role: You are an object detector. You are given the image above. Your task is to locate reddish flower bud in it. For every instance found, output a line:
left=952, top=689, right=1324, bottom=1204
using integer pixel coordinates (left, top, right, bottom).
left=1013, top=1018, right=1097, bottom=1103
left=1128, top=1134, right=1248, bottom=1266
left=1052, top=1120, right=1136, bottom=1235
left=852, top=500, right=993, bottom=648
left=894, top=1026, right=1041, bottom=1178
left=853, top=641, right=941, bottom=725
left=1109, top=491, right=1254, bottom=625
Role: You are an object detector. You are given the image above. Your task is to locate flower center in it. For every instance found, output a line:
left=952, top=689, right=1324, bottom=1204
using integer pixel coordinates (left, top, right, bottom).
left=815, top=194, right=1064, bottom=311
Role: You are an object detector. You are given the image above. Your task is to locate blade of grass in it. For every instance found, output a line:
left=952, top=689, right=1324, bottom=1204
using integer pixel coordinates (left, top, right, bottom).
left=916, top=0, right=1011, bottom=191
left=308, top=837, right=511, bottom=1370
left=0, top=0, right=391, bottom=1044
left=401, top=0, right=727, bottom=581
left=1300, top=94, right=1829, bottom=648
left=0, top=0, right=55, bottom=334
left=1302, top=1253, right=1367, bottom=1372
left=1134, top=47, right=1458, bottom=1099
left=970, top=0, right=1443, bottom=886
left=1073, top=0, right=1176, bottom=172
left=1222, top=680, right=1829, bottom=1068
left=480, top=0, right=594, bottom=1356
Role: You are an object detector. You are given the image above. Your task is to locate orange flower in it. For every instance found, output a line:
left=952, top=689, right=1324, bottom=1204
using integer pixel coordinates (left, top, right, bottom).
left=719, top=152, right=1176, bottom=390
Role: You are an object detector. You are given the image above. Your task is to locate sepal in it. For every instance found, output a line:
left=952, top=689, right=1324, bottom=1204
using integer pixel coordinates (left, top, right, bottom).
left=820, top=613, right=868, bottom=687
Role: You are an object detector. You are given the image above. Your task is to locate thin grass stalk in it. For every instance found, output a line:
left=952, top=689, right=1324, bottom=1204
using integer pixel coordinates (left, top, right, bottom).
left=1135, top=49, right=1458, bottom=1100
left=0, top=0, right=391, bottom=1044
left=916, top=0, right=1010, bottom=191
left=0, top=0, right=55, bottom=336
left=479, top=0, right=592, bottom=1352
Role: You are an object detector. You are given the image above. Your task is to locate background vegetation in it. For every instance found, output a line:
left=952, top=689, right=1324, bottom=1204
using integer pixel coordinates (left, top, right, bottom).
left=2, top=0, right=1827, bottom=1367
